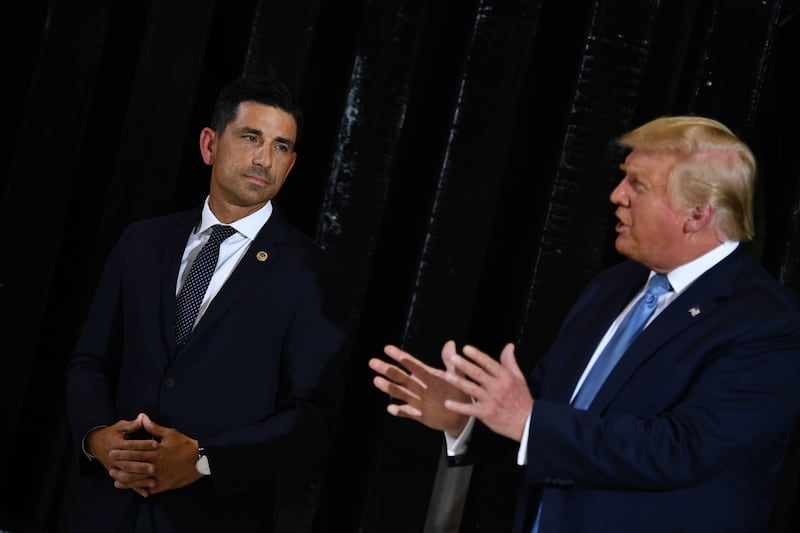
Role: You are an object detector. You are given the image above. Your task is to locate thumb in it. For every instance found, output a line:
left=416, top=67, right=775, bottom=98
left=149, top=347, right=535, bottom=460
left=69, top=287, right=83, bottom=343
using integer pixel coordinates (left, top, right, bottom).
left=441, top=340, right=459, bottom=374
left=499, top=343, right=524, bottom=379
left=141, top=414, right=166, bottom=437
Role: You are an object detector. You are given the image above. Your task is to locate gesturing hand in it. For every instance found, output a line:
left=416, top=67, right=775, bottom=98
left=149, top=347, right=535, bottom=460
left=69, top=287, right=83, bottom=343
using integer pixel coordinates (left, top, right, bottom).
left=369, top=340, right=472, bottom=437
left=441, top=343, right=533, bottom=442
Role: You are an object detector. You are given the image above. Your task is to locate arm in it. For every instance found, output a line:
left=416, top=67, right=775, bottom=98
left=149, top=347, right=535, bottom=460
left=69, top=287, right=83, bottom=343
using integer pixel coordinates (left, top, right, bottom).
left=195, top=253, right=354, bottom=488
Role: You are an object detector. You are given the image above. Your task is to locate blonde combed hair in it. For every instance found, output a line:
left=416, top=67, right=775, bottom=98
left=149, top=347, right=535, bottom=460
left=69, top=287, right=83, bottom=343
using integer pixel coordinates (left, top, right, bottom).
left=618, top=116, right=757, bottom=242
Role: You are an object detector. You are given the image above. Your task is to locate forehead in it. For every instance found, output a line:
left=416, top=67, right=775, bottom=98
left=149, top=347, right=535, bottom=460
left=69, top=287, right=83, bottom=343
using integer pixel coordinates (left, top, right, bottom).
left=231, top=101, right=297, bottom=141
left=622, top=150, right=677, bottom=185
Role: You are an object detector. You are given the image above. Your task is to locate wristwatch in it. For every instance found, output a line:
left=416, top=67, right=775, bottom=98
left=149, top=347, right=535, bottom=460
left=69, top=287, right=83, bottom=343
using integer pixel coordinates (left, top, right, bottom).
left=196, top=447, right=211, bottom=475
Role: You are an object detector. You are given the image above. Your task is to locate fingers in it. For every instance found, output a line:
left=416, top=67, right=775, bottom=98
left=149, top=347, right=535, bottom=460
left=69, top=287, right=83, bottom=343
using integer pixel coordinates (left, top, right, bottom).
left=461, top=345, right=504, bottom=375
left=443, top=397, right=480, bottom=418
left=441, top=340, right=458, bottom=373
left=142, top=414, right=175, bottom=440
left=113, top=479, right=152, bottom=499
left=109, top=442, right=158, bottom=461
left=109, top=459, right=156, bottom=495
left=382, top=345, right=434, bottom=380
left=442, top=343, right=520, bottom=400
left=369, top=351, right=439, bottom=390
left=369, top=359, right=420, bottom=394
left=499, top=343, right=524, bottom=379
left=383, top=344, right=413, bottom=364
left=442, top=346, right=494, bottom=394
left=108, top=456, right=155, bottom=476
left=115, top=474, right=152, bottom=493
left=372, top=375, right=420, bottom=404
left=386, top=403, right=422, bottom=418
left=115, top=415, right=145, bottom=435
left=367, top=357, right=396, bottom=378
left=141, top=414, right=160, bottom=434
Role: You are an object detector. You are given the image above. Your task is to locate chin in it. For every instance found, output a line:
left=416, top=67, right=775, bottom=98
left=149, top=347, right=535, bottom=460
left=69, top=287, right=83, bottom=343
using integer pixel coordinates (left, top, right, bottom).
left=614, top=241, right=634, bottom=260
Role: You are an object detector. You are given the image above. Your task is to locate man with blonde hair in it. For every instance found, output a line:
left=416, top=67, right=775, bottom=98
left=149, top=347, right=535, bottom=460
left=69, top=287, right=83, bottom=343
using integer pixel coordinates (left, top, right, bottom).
left=370, top=116, right=800, bottom=532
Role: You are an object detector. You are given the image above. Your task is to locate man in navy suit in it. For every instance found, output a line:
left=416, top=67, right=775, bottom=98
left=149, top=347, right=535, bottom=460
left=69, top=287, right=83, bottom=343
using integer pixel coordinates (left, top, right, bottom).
left=65, top=76, right=352, bottom=532
left=369, top=116, right=800, bottom=532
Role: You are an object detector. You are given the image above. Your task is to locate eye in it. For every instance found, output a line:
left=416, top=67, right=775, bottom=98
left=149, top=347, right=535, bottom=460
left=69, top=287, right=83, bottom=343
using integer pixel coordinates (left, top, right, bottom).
left=242, top=134, right=258, bottom=143
left=274, top=143, right=290, bottom=153
left=630, top=177, right=646, bottom=190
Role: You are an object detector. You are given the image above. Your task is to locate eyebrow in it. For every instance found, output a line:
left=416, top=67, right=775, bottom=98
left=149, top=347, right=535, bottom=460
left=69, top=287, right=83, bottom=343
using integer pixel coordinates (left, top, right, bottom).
left=274, top=136, right=295, bottom=150
left=238, top=126, right=295, bottom=150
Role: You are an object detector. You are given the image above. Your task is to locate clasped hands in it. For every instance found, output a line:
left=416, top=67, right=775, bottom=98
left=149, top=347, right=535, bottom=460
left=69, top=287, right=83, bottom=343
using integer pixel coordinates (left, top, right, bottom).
left=368, top=339, right=533, bottom=443
left=86, top=412, right=203, bottom=498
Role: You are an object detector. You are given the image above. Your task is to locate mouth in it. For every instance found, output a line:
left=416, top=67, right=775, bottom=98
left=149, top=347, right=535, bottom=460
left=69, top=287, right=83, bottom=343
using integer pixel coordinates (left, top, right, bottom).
left=244, top=173, right=272, bottom=186
left=613, top=210, right=629, bottom=232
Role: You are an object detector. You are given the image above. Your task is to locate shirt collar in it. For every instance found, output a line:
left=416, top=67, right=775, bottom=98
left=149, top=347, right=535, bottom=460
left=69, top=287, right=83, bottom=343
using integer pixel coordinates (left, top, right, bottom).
left=662, top=240, right=739, bottom=295
left=196, top=197, right=273, bottom=241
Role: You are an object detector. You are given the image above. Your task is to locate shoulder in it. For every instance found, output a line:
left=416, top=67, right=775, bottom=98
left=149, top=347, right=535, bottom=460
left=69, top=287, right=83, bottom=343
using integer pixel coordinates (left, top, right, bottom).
left=708, top=245, right=799, bottom=311
left=124, top=209, right=196, bottom=234
left=269, top=208, right=350, bottom=268
left=109, top=209, right=197, bottom=258
left=581, top=259, right=649, bottom=297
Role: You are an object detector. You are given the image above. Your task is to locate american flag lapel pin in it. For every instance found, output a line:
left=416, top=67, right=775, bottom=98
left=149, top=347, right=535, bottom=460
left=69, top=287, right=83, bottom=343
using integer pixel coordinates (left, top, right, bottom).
left=688, top=306, right=701, bottom=317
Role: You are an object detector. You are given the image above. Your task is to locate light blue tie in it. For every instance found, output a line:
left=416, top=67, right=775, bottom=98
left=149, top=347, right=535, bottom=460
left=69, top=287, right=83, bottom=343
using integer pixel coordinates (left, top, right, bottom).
left=571, top=273, right=671, bottom=409
left=531, top=274, right=671, bottom=532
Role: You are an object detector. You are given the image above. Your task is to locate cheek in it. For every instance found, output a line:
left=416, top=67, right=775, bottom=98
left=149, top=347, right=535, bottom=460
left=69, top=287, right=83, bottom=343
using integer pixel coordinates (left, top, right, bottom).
left=634, top=205, right=682, bottom=239
left=280, top=154, right=297, bottom=173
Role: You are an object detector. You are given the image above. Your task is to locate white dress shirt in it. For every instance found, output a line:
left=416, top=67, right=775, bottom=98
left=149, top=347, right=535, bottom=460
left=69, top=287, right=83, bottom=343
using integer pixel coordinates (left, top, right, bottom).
left=176, top=198, right=273, bottom=328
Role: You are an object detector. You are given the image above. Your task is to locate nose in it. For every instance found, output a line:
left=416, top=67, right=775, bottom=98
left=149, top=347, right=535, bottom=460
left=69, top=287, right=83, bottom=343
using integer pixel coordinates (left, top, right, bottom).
left=252, top=144, right=270, bottom=167
left=610, top=179, right=628, bottom=206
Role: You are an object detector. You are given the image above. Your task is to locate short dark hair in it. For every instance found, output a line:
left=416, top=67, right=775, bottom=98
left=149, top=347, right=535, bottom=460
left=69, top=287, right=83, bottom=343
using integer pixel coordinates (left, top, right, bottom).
left=210, top=76, right=304, bottom=145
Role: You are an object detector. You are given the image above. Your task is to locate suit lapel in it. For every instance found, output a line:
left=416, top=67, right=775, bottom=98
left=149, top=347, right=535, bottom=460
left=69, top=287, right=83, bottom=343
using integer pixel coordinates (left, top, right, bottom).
left=177, top=208, right=288, bottom=354
left=588, top=249, right=743, bottom=411
left=161, top=209, right=200, bottom=355
left=543, top=265, right=648, bottom=404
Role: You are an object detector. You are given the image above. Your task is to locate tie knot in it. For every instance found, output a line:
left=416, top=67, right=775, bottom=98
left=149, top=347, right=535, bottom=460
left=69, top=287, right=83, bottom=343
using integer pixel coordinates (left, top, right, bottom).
left=208, top=224, right=237, bottom=245
left=645, top=273, right=671, bottom=301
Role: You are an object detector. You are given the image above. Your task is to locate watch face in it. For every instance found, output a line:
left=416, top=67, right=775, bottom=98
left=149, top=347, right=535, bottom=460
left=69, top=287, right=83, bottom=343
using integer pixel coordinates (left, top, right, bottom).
left=196, top=453, right=211, bottom=475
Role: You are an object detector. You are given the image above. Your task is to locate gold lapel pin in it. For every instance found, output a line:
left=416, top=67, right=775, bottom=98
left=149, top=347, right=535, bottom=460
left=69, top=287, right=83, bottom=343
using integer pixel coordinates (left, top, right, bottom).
left=688, top=307, right=701, bottom=317
left=256, top=251, right=269, bottom=262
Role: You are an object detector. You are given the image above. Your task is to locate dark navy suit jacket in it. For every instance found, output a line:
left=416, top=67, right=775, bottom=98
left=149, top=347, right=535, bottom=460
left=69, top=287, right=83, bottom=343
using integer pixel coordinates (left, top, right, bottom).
left=460, top=245, right=800, bottom=533
left=65, top=206, right=352, bottom=533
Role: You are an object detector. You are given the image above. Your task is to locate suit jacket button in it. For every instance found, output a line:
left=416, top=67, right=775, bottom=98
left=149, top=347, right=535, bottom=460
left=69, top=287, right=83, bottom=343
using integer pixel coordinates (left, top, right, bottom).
left=164, top=377, right=175, bottom=389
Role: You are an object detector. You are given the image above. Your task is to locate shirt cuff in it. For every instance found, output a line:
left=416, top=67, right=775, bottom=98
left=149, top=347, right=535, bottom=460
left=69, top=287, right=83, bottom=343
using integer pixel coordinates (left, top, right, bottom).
left=81, top=425, right=108, bottom=460
left=516, top=410, right=533, bottom=465
left=444, top=415, right=476, bottom=456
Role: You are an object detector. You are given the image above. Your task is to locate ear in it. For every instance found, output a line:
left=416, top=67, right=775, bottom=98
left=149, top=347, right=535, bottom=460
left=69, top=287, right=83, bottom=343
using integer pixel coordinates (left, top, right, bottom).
left=683, top=204, right=715, bottom=233
left=199, top=127, right=216, bottom=166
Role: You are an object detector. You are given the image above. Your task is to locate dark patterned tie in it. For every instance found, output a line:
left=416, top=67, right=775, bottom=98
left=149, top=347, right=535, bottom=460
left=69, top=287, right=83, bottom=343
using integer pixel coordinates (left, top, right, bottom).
left=175, top=224, right=237, bottom=349
left=571, top=273, right=672, bottom=409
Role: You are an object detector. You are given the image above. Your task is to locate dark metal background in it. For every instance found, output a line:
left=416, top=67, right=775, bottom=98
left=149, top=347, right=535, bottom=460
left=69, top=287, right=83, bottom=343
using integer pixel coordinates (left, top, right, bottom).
left=2, top=0, right=798, bottom=531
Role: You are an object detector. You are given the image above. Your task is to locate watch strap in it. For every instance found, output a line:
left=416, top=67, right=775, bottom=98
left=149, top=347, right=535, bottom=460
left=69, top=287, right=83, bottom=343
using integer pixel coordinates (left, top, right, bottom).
left=196, top=447, right=211, bottom=475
